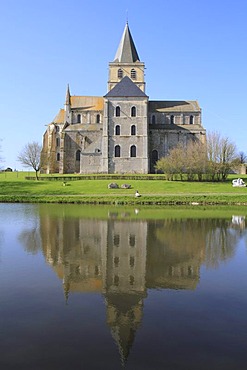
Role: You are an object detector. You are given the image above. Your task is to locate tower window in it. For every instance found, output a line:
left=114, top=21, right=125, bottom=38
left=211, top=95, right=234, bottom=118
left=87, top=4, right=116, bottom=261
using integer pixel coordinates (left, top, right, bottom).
left=130, top=145, right=136, bottom=157
left=190, top=115, right=194, bottom=124
left=115, top=125, right=120, bottom=135
left=56, top=153, right=60, bottom=161
left=131, top=125, right=136, bottom=135
left=115, top=145, right=121, bottom=157
left=77, top=114, right=81, bottom=123
left=152, top=115, right=156, bottom=124
left=96, top=114, right=100, bottom=123
left=116, top=106, right=120, bottom=117
left=131, top=106, right=136, bottom=117
left=56, top=138, right=60, bottom=147
left=118, top=68, right=123, bottom=79
left=171, top=115, right=175, bottom=124
left=131, top=69, right=136, bottom=79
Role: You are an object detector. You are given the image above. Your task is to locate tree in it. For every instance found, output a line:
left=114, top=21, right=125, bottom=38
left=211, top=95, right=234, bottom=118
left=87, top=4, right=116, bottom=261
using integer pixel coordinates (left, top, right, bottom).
left=18, top=141, right=42, bottom=179
left=155, top=140, right=207, bottom=181
left=206, top=131, right=237, bottom=181
left=237, top=151, right=247, bottom=164
left=184, top=140, right=207, bottom=181
left=155, top=143, right=185, bottom=180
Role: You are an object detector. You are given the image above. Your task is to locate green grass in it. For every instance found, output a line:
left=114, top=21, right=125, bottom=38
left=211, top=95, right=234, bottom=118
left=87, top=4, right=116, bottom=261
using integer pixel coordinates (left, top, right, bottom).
left=1, top=171, right=247, bottom=205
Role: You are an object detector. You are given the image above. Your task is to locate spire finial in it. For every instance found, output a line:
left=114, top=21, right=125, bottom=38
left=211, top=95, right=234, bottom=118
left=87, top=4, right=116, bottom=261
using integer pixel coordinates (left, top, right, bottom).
left=126, top=9, right=128, bottom=24
left=65, top=83, right=71, bottom=105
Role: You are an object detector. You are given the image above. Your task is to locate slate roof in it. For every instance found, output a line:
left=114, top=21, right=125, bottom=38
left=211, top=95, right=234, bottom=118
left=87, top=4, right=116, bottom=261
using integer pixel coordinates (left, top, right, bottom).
left=104, top=76, right=148, bottom=98
left=114, top=23, right=140, bottom=63
left=149, top=100, right=200, bottom=113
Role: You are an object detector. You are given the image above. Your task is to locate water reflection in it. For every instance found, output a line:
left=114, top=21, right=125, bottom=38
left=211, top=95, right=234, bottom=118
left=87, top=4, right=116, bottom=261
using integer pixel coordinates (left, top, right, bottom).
left=17, top=207, right=246, bottom=365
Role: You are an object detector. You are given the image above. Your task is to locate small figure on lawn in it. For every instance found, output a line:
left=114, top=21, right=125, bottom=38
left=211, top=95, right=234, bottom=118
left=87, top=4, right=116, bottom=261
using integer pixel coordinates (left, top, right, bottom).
left=135, top=190, right=141, bottom=197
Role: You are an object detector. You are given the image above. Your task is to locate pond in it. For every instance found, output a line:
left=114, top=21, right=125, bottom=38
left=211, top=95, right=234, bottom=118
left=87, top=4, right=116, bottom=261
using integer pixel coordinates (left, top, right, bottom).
left=0, top=203, right=247, bottom=369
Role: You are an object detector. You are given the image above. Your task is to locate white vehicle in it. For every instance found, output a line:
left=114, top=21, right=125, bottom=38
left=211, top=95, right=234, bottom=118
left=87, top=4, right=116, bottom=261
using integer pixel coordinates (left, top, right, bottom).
left=232, top=178, right=246, bottom=187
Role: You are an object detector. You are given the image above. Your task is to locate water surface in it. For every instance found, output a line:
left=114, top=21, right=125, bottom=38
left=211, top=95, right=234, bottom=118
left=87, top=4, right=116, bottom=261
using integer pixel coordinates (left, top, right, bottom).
left=0, top=203, right=247, bottom=369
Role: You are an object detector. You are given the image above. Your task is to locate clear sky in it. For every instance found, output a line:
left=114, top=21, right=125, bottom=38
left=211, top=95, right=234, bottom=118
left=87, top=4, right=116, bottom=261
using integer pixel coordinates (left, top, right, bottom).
left=0, top=0, right=246, bottom=170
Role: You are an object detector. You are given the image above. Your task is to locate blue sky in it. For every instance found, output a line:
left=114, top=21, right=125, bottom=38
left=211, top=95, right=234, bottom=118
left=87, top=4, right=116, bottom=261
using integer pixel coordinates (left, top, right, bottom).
left=0, top=0, right=246, bottom=170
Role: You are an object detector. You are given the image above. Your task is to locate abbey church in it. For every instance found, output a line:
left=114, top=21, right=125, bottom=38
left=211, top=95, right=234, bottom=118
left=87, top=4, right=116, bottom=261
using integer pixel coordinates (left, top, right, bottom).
left=41, top=24, right=206, bottom=174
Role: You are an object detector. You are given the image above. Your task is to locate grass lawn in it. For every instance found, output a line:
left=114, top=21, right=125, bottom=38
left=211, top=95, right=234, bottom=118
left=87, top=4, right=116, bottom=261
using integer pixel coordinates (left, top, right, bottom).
left=1, top=171, right=247, bottom=205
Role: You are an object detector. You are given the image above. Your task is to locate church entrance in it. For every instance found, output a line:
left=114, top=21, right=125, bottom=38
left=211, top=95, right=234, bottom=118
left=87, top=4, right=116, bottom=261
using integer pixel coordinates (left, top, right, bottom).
left=150, top=150, right=159, bottom=173
left=75, top=150, right=81, bottom=173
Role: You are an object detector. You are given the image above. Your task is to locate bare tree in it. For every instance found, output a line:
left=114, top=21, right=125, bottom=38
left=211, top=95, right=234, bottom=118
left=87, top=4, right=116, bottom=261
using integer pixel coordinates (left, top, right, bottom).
left=238, top=151, right=247, bottom=164
left=185, top=140, right=207, bottom=181
left=18, top=141, right=42, bottom=179
left=155, top=143, right=185, bottom=180
left=156, top=140, right=207, bottom=181
left=206, top=131, right=237, bottom=181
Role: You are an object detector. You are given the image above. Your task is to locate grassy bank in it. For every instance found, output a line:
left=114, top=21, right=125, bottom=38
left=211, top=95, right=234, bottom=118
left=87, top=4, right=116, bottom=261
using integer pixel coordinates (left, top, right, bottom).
left=1, top=171, right=247, bottom=205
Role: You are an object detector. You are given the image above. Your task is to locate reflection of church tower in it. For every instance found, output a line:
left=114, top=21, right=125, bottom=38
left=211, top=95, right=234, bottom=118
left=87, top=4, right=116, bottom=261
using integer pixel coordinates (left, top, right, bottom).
left=103, top=220, right=147, bottom=365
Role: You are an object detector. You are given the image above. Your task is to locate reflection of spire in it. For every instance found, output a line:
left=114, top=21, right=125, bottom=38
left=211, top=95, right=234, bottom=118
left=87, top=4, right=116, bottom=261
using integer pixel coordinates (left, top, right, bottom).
left=104, top=292, right=145, bottom=366
left=63, top=279, right=70, bottom=305
left=111, top=325, right=134, bottom=367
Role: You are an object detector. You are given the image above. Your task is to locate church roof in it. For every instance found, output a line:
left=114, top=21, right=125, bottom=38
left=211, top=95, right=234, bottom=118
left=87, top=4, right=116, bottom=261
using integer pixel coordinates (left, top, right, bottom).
left=53, top=109, right=65, bottom=123
left=104, top=76, right=147, bottom=98
left=52, top=97, right=104, bottom=123
left=70, top=96, right=103, bottom=110
left=149, top=100, right=201, bottom=112
left=113, top=23, right=140, bottom=63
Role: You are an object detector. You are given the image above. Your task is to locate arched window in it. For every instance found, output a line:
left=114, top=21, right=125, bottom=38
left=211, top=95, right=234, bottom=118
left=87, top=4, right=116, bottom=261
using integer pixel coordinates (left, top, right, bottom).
left=96, top=114, right=100, bottom=123
left=190, top=115, right=194, bottom=124
left=131, top=69, right=136, bottom=79
left=171, top=115, right=175, bottom=124
left=115, top=145, right=121, bottom=157
left=131, top=125, right=136, bottom=135
left=130, top=145, right=136, bottom=157
left=131, top=106, right=136, bottom=117
left=57, top=153, right=60, bottom=161
left=56, top=138, right=60, bottom=147
left=118, top=68, right=123, bottom=79
left=76, top=150, right=81, bottom=161
left=77, top=114, right=81, bottom=123
left=115, top=125, right=120, bottom=135
left=152, top=115, right=156, bottom=124
left=116, top=106, right=120, bottom=117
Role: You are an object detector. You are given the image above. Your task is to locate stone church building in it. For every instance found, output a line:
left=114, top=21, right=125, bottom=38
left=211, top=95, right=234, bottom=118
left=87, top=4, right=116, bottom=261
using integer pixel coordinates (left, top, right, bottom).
left=41, top=23, right=206, bottom=174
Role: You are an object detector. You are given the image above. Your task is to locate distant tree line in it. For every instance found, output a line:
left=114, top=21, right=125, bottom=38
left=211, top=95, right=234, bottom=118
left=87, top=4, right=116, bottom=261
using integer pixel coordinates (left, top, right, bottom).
left=155, top=131, right=246, bottom=181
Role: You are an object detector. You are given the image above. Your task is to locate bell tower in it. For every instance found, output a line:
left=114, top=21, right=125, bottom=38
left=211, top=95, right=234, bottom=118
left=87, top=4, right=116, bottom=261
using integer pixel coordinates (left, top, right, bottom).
left=108, top=23, right=145, bottom=92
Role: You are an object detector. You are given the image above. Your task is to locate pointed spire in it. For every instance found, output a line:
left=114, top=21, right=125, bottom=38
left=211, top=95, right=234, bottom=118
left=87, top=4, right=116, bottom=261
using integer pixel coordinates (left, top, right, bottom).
left=114, top=23, right=140, bottom=63
left=65, top=84, right=71, bottom=105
